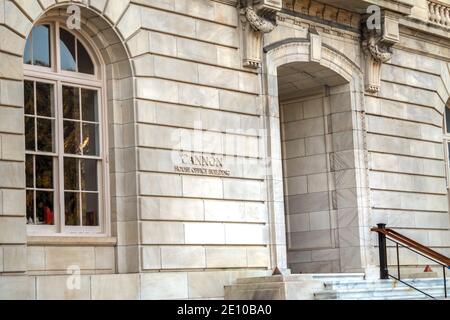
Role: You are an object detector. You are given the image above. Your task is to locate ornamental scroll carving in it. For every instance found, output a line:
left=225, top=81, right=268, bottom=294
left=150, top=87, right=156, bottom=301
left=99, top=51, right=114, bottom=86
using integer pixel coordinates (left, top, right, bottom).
left=240, top=0, right=282, bottom=68
left=362, top=13, right=400, bottom=94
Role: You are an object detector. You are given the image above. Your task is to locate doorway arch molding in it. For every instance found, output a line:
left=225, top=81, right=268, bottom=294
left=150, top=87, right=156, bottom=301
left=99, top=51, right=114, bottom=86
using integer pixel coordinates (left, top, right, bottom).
left=262, top=37, right=375, bottom=274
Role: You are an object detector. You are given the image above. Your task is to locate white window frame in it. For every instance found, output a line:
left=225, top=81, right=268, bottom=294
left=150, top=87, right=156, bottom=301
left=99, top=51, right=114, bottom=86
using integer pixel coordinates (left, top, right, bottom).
left=24, top=20, right=110, bottom=237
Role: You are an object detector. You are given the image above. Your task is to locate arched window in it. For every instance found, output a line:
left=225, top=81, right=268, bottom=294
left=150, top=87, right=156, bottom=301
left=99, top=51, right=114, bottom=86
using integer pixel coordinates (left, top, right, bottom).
left=24, top=21, right=107, bottom=235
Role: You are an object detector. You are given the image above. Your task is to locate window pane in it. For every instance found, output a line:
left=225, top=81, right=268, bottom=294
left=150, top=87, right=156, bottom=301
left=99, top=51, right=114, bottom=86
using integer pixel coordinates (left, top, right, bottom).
left=63, top=86, right=80, bottom=119
left=37, top=118, right=54, bottom=153
left=64, top=157, right=79, bottom=191
left=81, top=159, right=98, bottom=191
left=36, top=82, right=54, bottom=117
left=24, top=34, right=32, bottom=65
left=35, top=156, right=53, bottom=189
left=82, top=123, right=99, bottom=156
left=64, top=121, right=81, bottom=154
left=77, top=40, right=94, bottom=75
left=26, top=191, right=34, bottom=225
left=81, top=89, right=98, bottom=122
left=82, top=193, right=99, bottom=226
left=25, top=117, right=36, bottom=151
left=32, top=25, right=51, bottom=67
left=24, top=81, right=34, bottom=115
left=446, top=106, right=450, bottom=134
left=60, top=28, right=76, bottom=72
left=65, top=192, right=80, bottom=226
left=36, top=191, right=54, bottom=225
left=26, top=155, right=34, bottom=188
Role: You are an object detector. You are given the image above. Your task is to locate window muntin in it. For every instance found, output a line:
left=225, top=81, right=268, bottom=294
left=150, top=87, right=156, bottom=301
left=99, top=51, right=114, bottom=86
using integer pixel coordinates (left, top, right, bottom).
left=24, top=22, right=105, bottom=235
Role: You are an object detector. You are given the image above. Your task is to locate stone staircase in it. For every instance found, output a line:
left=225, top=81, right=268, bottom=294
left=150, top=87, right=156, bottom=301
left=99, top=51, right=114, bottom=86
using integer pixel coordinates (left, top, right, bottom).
left=312, top=274, right=450, bottom=300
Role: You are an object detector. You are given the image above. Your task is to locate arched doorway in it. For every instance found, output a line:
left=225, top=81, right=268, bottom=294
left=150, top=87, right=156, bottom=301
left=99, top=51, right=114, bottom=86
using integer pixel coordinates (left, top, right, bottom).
left=263, top=41, right=374, bottom=274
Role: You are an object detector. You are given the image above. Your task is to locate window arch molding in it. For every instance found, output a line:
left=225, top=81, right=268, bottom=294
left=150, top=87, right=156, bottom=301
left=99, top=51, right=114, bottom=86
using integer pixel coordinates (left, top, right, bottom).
left=23, top=18, right=111, bottom=236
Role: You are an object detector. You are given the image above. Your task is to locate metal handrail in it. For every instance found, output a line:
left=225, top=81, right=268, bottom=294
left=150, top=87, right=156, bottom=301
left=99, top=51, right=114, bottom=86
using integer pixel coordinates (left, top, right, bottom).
left=371, top=224, right=449, bottom=300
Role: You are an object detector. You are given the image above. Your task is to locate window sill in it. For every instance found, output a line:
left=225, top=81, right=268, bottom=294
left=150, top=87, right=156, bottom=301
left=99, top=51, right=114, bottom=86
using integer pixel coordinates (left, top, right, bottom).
left=27, top=236, right=117, bottom=247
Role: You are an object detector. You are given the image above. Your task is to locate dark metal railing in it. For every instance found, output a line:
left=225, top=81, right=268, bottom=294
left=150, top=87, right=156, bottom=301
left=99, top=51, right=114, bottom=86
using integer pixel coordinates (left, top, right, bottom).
left=372, top=224, right=450, bottom=300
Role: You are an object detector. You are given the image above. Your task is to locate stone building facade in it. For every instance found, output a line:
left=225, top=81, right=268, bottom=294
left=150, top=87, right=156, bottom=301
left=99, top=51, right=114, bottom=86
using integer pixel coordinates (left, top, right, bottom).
left=0, top=0, right=449, bottom=299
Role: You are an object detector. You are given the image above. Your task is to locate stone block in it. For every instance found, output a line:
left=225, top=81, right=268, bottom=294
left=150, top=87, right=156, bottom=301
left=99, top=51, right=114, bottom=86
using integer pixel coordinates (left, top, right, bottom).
left=94, top=247, right=115, bottom=271
left=0, top=276, right=35, bottom=300
left=3, top=245, right=26, bottom=272
left=0, top=217, right=26, bottom=244
left=91, top=274, right=139, bottom=300
left=141, top=246, right=162, bottom=270
left=184, top=222, right=225, bottom=244
left=140, top=221, right=185, bottom=245
left=225, top=224, right=268, bottom=245
left=140, top=197, right=204, bottom=221
left=27, top=246, right=45, bottom=272
left=140, top=272, right=188, bottom=300
left=161, top=246, right=206, bottom=269
left=206, top=247, right=247, bottom=268
left=45, top=247, right=95, bottom=271
left=188, top=271, right=230, bottom=299
left=139, top=173, right=182, bottom=197
left=37, top=275, right=91, bottom=300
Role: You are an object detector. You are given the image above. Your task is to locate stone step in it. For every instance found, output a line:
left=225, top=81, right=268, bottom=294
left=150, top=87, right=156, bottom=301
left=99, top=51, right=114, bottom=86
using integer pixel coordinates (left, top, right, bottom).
left=323, top=278, right=450, bottom=291
left=315, top=285, right=449, bottom=300
left=311, top=273, right=365, bottom=282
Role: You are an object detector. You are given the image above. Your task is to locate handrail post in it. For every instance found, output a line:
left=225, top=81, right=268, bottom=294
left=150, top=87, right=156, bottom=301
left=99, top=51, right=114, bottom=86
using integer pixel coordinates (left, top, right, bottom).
left=444, top=266, right=447, bottom=299
left=377, top=224, right=389, bottom=280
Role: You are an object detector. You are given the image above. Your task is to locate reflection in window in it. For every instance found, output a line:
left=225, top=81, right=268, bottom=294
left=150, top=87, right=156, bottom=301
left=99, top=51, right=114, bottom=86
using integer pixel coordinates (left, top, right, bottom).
left=60, top=28, right=76, bottom=72
left=60, top=28, right=95, bottom=75
left=63, top=158, right=99, bottom=227
left=24, top=25, right=51, bottom=67
left=24, top=22, right=103, bottom=234
left=25, top=155, right=55, bottom=226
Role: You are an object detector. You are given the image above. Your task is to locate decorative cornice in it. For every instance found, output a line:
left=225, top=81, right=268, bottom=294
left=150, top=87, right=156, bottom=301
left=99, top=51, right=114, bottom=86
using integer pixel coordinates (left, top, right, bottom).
left=361, top=13, right=400, bottom=94
left=243, top=6, right=277, bottom=33
left=362, top=28, right=394, bottom=63
left=239, top=1, right=282, bottom=68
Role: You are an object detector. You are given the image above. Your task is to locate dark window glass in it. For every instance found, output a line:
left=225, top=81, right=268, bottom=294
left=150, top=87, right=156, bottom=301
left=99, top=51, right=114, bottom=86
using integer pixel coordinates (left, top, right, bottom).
left=60, top=28, right=76, bottom=72
left=35, top=156, right=53, bottom=189
left=81, top=89, right=98, bottom=122
left=24, top=81, right=34, bottom=115
left=64, top=158, right=79, bottom=191
left=63, top=86, right=80, bottom=119
left=36, top=191, right=54, bottom=225
left=82, top=123, right=99, bottom=156
left=26, top=191, right=34, bottom=224
left=446, top=106, right=450, bottom=134
left=26, top=155, right=34, bottom=188
left=81, top=159, right=98, bottom=192
left=25, top=117, right=36, bottom=151
left=82, top=193, right=99, bottom=226
left=65, top=192, right=80, bottom=226
left=32, top=25, right=51, bottom=67
left=36, top=82, right=54, bottom=117
left=77, top=40, right=94, bottom=75
left=37, top=118, right=54, bottom=153
left=24, top=35, right=32, bottom=65
left=64, top=121, right=81, bottom=154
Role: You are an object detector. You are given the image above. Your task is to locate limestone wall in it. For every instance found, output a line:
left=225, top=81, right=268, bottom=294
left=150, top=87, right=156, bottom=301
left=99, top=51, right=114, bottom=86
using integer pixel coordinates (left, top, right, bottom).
left=0, top=0, right=271, bottom=299
left=281, top=94, right=340, bottom=273
left=366, top=27, right=450, bottom=271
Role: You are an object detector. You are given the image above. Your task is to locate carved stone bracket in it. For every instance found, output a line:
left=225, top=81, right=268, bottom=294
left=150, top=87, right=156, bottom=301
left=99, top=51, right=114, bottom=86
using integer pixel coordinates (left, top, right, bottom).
left=240, top=0, right=282, bottom=68
left=362, top=13, right=400, bottom=94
